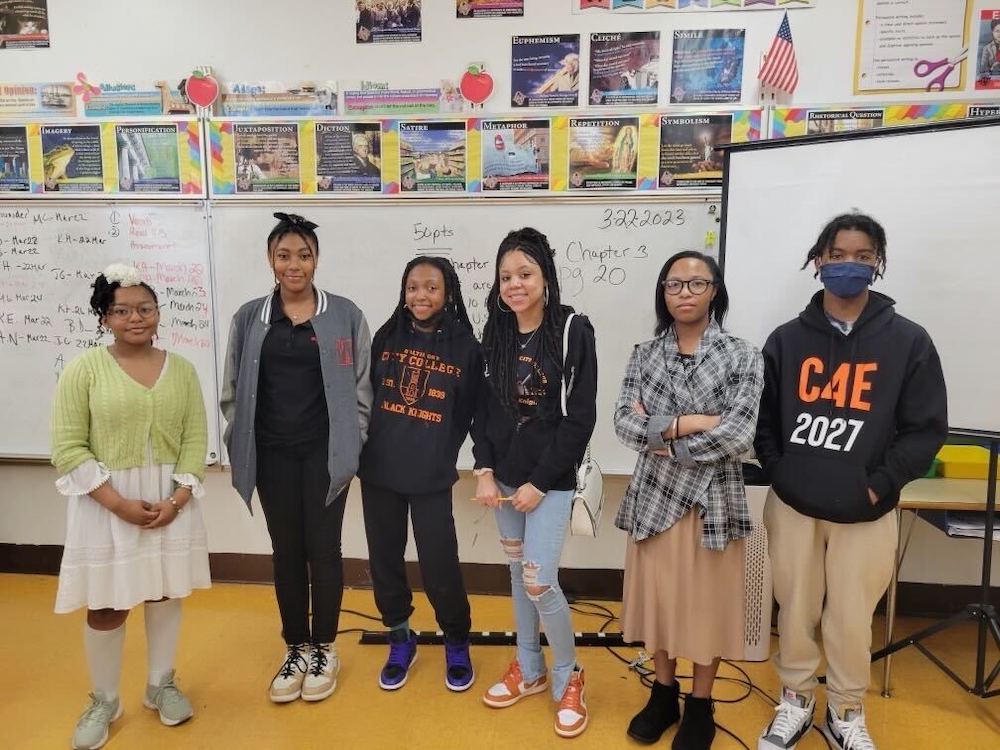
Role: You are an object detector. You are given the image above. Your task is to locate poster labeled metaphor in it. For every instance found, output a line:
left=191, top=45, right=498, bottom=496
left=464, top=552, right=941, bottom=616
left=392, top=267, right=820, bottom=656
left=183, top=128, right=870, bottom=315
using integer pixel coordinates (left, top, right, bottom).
left=658, top=113, right=730, bottom=189
left=589, top=31, right=660, bottom=105
left=511, top=34, right=581, bottom=108
left=976, top=10, right=1000, bottom=90
left=115, top=125, right=181, bottom=193
left=568, top=117, right=639, bottom=190
left=0, top=125, right=29, bottom=191
left=480, top=119, right=551, bottom=191
left=670, top=28, right=745, bottom=104
left=457, top=0, right=523, bottom=18
left=0, top=0, right=48, bottom=49
left=40, top=125, right=103, bottom=193
left=0, top=81, right=73, bottom=117
left=356, top=0, right=422, bottom=44
left=315, top=122, right=382, bottom=192
left=399, top=121, right=466, bottom=192
left=232, top=123, right=301, bottom=193
left=806, top=108, right=884, bottom=134
left=221, top=81, right=337, bottom=117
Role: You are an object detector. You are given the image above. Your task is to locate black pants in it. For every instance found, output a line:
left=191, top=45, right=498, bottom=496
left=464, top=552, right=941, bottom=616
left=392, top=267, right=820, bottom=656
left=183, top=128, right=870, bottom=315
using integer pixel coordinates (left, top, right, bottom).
left=256, top=438, right=347, bottom=645
left=361, top=481, right=471, bottom=640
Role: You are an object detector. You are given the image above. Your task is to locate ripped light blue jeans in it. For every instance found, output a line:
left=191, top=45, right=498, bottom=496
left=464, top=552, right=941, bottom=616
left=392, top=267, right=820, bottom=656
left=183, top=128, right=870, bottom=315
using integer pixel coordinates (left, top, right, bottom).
left=495, top=482, right=576, bottom=700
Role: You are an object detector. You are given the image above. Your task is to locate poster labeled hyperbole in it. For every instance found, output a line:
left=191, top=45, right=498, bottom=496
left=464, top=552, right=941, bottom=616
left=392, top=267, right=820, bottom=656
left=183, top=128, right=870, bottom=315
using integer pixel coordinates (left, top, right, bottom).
left=511, top=35, right=581, bottom=108
left=670, top=28, right=745, bottom=104
left=232, top=123, right=301, bottom=193
left=568, top=116, right=639, bottom=190
left=480, top=118, right=550, bottom=191
left=315, top=122, right=382, bottom=192
left=399, top=121, right=466, bottom=192
left=589, top=31, right=660, bottom=105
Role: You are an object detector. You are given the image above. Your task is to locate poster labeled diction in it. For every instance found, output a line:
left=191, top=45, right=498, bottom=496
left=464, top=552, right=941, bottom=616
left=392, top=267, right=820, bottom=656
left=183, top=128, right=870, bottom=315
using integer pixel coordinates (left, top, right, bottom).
left=315, top=122, right=382, bottom=192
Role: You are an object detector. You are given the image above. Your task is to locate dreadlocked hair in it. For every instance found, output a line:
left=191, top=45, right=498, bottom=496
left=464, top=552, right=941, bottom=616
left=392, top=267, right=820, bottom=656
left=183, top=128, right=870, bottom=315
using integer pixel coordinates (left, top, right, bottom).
left=482, top=227, right=569, bottom=418
left=801, top=212, right=887, bottom=280
left=373, top=255, right=473, bottom=346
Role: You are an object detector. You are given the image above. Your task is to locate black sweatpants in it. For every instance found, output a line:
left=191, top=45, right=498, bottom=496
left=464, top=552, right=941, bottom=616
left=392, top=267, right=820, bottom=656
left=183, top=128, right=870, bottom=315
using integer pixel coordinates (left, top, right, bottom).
left=256, top=438, right=348, bottom=645
left=361, top=481, right=471, bottom=640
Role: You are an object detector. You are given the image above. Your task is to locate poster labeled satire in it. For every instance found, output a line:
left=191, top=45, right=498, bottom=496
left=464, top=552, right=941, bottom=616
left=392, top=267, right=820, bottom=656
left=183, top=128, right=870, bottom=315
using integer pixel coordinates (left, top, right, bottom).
left=481, top=118, right=551, bottom=191
left=0, top=0, right=49, bottom=49
left=511, top=34, right=581, bottom=108
left=399, top=120, right=467, bottom=192
left=315, top=121, right=382, bottom=192
left=356, top=0, right=422, bottom=44
left=589, top=31, right=660, bottom=105
left=568, top=116, right=639, bottom=190
left=41, top=124, right=104, bottom=193
left=658, top=113, right=730, bottom=189
left=670, top=28, right=745, bottom=104
left=0, top=125, right=29, bottom=191
left=457, top=0, right=523, bottom=18
left=232, top=123, right=301, bottom=193
left=115, top=124, right=181, bottom=193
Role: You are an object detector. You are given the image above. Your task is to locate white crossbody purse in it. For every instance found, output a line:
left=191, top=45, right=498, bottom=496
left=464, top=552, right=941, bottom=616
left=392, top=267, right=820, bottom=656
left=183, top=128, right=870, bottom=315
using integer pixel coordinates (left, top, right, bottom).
left=560, top=313, right=605, bottom=537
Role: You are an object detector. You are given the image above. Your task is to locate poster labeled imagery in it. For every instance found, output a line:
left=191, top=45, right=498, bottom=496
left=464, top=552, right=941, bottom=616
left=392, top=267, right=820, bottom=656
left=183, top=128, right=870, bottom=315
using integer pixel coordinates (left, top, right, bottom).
left=511, top=34, right=581, bottom=108
left=0, top=0, right=49, bottom=49
left=41, top=125, right=103, bottom=192
left=457, top=0, right=523, bottom=18
left=670, top=28, right=745, bottom=104
left=356, top=0, right=422, bottom=44
left=233, top=123, right=301, bottom=193
left=481, top=119, right=550, bottom=192
left=115, top=124, right=181, bottom=193
left=0, top=125, right=29, bottom=191
left=589, top=31, right=660, bottom=105
left=806, top=108, right=884, bottom=134
left=658, top=113, right=730, bottom=189
left=316, top=122, right=382, bottom=192
left=976, top=10, right=1000, bottom=90
left=568, top=117, right=639, bottom=190
left=399, top=121, right=466, bottom=192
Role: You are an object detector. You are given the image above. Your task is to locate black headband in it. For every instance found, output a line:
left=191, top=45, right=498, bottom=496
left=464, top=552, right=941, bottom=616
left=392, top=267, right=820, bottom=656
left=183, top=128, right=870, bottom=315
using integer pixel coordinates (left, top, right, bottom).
left=272, top=212, right=318, bottom=232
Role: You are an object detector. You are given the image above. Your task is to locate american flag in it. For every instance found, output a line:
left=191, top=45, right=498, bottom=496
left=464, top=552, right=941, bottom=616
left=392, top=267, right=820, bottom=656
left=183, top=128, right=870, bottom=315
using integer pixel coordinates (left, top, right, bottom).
left=758, top=12, right=799, bottom=93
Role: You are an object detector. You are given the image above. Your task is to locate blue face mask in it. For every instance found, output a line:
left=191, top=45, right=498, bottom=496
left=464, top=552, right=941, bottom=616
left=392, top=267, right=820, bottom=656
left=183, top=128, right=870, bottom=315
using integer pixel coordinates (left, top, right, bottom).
left=819, top=262, right=875, bottom=299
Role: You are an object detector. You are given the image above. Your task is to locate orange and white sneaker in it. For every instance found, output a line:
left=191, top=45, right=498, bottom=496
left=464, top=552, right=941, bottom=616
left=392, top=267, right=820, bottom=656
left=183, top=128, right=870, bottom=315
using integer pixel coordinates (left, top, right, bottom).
left=482, top=659, right=548, bottom=708
left=555, top=669, right=588, bottom=738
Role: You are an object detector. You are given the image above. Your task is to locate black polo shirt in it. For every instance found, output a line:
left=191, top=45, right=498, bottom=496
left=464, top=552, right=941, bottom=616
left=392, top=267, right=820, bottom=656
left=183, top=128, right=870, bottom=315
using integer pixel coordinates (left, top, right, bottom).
left=254, top=295, right=329, bottom=447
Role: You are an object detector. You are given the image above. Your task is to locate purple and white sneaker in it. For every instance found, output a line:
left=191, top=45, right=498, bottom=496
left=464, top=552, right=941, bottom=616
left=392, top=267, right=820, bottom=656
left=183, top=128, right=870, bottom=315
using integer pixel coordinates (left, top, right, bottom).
left=444, top=637, right=475, bottom=692
left=379, top=629, right=417, bottom=690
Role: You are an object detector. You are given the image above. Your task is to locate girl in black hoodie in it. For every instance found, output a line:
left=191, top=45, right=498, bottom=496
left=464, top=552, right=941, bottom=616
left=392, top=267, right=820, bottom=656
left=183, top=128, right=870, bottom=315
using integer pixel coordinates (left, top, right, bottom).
left=359, top=256, right=483, bottom=694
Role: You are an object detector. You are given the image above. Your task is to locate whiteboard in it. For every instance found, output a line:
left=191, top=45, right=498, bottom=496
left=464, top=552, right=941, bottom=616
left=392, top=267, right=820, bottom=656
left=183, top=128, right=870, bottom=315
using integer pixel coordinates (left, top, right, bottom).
left=212, top=198, right=721, bottom=473
left=0, top=202, right=220, bottom=461
left=722, top=120, right=1000, bottom=433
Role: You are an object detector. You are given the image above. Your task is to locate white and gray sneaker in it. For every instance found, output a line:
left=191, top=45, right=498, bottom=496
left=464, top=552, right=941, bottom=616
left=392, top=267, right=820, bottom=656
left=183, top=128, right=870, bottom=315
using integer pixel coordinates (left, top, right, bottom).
left=819, top=704, right=877, bottom=750
left=301, top=642, right=339, bottom=702
left=269, top=643, right=310, bottom=703
left=758, top=687, right=815, bottom=750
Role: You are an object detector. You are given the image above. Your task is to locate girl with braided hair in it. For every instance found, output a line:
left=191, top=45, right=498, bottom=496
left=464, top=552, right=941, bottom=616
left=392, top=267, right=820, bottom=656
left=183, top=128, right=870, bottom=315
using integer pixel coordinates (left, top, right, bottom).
left=359, top=256, right=483, bottom=693
left=473, top=228, right=598, bottom=738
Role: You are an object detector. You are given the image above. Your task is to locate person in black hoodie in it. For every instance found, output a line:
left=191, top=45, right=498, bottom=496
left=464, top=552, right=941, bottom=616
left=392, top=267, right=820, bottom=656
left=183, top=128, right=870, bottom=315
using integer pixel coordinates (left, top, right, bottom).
left=755, top=213, right=947, bottom=750
left=359, top=256, right=482, bottom=693
left=473, top=228, right=598, bottom=739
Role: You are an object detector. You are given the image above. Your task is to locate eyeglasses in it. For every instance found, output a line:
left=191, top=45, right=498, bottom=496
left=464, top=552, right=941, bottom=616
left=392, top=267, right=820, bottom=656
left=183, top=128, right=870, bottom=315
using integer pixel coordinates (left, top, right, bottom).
left=661, top=278, right=714, bottom=296
left=108, top=303, right=159, bottom=319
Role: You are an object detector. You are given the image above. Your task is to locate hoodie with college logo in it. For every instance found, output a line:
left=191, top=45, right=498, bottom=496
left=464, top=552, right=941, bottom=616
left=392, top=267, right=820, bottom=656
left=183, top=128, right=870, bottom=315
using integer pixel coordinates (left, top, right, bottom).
left=754, top=290, right=948, bottom=523
left=359, top=315, right=484, bottom=494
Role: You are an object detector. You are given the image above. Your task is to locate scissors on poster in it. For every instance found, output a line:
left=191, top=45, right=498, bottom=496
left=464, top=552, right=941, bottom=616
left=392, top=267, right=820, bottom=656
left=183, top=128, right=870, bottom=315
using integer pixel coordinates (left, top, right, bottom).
left=913, top=48, right=968, bottom=92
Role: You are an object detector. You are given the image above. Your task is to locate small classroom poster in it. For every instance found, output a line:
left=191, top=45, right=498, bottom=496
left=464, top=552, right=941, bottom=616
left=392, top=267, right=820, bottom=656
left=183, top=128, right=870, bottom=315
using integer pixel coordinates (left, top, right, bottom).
left=232, top=123, right=301, bottom=193
left=399, top=120, right=467, bottom=192
left=0, top=125, right=30, bottom=191
left=568, top=116, right=639, bottom=190
left=480, top=118, right=551, bottom=191
left=0, top=0, right=49, bottom=49
left=511, top=34, right=581, bottom=108
left=975, top=10, right=1000, bottom=90
left=355, top=0, right=422, bottom=44
left=315, top=121, right=382, bottom=192
left=0, top=81, right=74, bottom=117
left=40, top=125, right=103, bottom=192
left=589, top=31, right=660, bottom=105
left=457, top=0, right=523, bottom=18
left=670, top=28, right=745, bottom=104
left=658, top=113, right=730, bottom=189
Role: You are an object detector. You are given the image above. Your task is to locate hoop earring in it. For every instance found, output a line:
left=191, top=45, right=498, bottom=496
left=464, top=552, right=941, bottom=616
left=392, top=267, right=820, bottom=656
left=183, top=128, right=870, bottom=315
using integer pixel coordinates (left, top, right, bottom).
left=544, top=286, right=549, bottom=307
left=496, top=296, right=512, bottom=313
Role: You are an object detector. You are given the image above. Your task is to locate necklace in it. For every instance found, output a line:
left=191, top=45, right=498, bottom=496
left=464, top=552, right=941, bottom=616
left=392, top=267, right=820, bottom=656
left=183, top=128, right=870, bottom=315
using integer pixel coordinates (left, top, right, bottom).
left=518, top=327, right=540, bottom=350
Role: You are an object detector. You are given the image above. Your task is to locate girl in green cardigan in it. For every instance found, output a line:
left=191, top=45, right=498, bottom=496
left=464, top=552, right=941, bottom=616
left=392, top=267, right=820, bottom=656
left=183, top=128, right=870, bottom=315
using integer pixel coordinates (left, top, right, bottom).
left=51, top=264, right=210, bottom=750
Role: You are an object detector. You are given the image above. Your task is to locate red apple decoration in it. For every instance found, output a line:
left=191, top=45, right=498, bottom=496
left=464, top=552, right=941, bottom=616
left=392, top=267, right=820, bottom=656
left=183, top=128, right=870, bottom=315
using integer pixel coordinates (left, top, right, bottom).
left=185, top=70, right=220, bottom=108
left=460, top=64, right=494, bottom=106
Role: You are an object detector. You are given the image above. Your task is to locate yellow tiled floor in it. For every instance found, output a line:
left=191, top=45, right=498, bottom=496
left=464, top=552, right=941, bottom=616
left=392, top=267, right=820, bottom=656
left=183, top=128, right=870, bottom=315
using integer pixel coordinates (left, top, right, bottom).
left=2, top=573, right=998, bottom=749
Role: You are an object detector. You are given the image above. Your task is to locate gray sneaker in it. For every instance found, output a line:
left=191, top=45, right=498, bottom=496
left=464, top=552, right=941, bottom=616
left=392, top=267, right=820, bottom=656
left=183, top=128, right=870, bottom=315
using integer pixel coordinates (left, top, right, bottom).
left=143, top=670, right=194, bottom=726
left=72, top=693, right=122, bottom=750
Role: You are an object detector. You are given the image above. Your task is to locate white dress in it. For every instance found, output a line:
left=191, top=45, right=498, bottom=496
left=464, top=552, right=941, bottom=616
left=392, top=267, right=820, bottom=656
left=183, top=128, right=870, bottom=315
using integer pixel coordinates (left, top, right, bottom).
left=54, top=357, right=211, bottom=613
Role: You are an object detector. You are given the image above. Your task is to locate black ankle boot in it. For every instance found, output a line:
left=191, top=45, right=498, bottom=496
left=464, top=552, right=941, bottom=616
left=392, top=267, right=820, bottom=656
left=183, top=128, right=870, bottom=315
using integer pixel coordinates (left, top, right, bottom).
left=626, top=680, right=681, bottom=744
left=672, top=695, right=715, bottom=750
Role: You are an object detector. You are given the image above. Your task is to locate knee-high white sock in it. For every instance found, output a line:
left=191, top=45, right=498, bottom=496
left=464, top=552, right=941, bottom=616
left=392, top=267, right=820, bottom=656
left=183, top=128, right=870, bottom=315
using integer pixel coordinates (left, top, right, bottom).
left=84, top=622, right=125, bottom=701
left=144, top=598, right=182, bottom=686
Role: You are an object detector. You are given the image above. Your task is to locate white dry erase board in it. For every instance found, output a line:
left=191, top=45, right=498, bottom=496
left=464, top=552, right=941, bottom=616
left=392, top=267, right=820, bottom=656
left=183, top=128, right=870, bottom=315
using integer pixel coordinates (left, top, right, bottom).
left=0, top=202, right=221, bottom=462
left=211, top=198, right=721, bottom=473
left=721, top=118, right=1000, bottom=433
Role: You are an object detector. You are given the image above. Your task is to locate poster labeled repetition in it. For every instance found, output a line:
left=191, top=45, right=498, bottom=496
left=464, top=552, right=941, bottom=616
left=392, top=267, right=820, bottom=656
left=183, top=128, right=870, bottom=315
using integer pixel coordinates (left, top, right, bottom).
left=315, top=122, right=382, bottom=192
left=511, top=35, right=581, bottom=108
left=658, top=113, right=730, bottom=189
left=41, top=125, right=103, bottom=193
left=481, top=118, right=550, bottom=191
left=115, top=125, right=181, bottom=193
left=356, top=0, right=422, bottom=44
left=568, top=116, right=639, bottom=190
left=670, top=29, right=745, bottom=103
left=589, top=31, right=660, bottom=105
left=399, top=121, right=467, bottom=192
left=233, top=123, right=301, bottom=193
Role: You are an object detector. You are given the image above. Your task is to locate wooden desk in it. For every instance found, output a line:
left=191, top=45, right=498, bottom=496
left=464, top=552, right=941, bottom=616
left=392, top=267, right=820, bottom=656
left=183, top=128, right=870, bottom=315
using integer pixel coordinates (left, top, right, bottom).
left=881, top=478, right=999, bottom=695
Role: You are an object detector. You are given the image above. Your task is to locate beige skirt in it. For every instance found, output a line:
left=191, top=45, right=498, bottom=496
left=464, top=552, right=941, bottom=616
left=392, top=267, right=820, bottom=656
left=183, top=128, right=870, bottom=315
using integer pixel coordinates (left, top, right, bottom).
left=622, top=509, right=746, bottom=665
